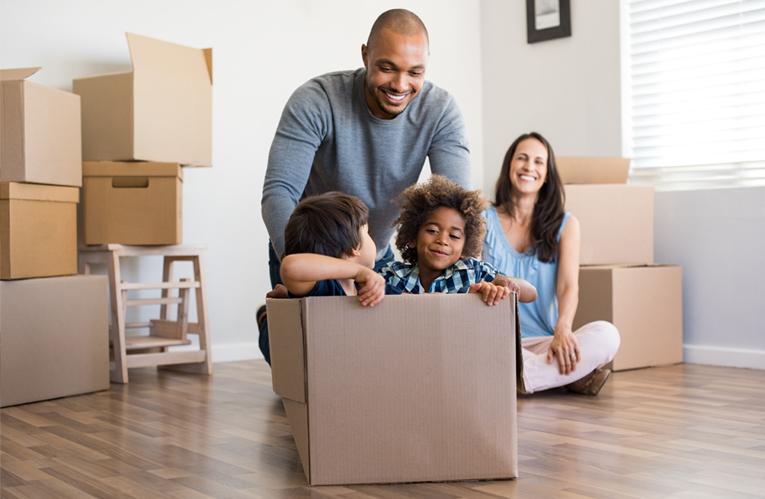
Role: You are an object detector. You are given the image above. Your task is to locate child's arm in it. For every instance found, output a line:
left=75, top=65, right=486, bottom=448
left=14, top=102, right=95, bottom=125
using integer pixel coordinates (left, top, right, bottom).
left=493, top=275, right=538, bottom=303
left=280, top=254, right=385, bottom=306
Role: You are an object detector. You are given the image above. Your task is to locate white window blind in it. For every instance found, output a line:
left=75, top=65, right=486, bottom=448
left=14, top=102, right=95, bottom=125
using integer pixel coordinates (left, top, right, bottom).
left=625, top=0, right=765, bottom=190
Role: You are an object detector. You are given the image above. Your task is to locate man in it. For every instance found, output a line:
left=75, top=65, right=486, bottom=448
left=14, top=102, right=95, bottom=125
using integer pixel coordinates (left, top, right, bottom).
left=259, top=9, right=471, bottom=362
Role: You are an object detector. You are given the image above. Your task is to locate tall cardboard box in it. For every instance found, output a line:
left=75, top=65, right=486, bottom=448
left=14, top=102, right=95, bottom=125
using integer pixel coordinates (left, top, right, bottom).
left=573, top=264, right=683, bottom=371
left=0, top=67, right=82, bottom=186
left=0, top=182, right=78, bottom=279
left=557, top=157, right=654, bottom=265
left=0, top=275, right=110, bottom=407
left=82, top=161, right=182, bottom=245
left=267, top=294, right=519, bottom=486
left=73, top=33, right=212, bottom=167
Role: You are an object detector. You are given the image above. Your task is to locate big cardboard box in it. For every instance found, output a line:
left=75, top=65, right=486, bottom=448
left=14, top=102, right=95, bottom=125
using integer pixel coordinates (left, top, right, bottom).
left=0, top=68, right=82, bottom=186
left=573, top=264, right=683, bottom=371
left=73, top=33, right=212, bottom=167
left=0, top=275, right=110, bottom=407
left=558, top=157, right=654, bottom=265
left=82, top=161, right=182, bottom=245
left=267, top=294, right=520, bottom=486
left=0, top=182, right=78, bottom=280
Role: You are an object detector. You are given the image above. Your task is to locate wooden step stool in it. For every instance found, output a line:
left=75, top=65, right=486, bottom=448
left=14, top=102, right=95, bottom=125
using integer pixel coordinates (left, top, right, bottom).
left=79, top=244, right=213, bottom=383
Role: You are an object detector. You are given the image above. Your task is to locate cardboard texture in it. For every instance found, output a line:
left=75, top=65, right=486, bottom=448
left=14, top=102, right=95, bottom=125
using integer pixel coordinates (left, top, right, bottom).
left=0, top=67, right=82, bottom=186
left=82, top=161, right=182, bottom=245
left=73, top=33, right=212, bottom=167
left=557, top=157, right=654, bottom=264
left=565, top=184, right=654, bottom=265
left=267, top=293, right=519, bottom=486
left=557, top=156, right=630, bottom=184
left=574, top=265, right=683, bottom=371
left=0, top=182, right=78, bottom=279
left=0, top=275, right=110, bottom=407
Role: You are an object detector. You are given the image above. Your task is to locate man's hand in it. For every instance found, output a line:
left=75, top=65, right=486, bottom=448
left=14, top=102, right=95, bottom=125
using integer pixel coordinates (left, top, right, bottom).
left=469, top=281, right=510, bottom=306
left=547, top=327, right=581, bottom=375
left=355, top=267, right=385, bottom=307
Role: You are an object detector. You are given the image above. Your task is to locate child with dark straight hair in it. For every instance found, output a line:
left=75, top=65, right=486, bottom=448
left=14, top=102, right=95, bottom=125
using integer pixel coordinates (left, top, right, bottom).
left=258, top=192, right=385, bottom=364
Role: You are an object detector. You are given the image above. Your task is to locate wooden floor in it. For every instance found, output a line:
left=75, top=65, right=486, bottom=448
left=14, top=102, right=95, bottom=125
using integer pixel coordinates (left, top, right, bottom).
left=2, top=362, right=764, bottom=499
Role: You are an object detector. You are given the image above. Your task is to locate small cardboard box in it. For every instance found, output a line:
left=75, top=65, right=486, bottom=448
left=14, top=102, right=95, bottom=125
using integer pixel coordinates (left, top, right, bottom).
left=0, top=68, right=82, bottom=186
left=0, top=274, right=110, bottom=407
left=558, top=157, right=654, bottom=265
left=73, top=33, right=212, bottom=167
left=573, top=264, right=683, bottom=371
left=0, top=182, right=78, bottom=280
left=267, top=294, right=520, bottom=486
left=82, top=161, right=182, bottom=245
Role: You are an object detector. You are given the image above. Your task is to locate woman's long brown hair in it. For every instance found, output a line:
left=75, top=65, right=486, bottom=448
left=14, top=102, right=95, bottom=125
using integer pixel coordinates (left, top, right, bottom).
left=493, top=132, right=565, bottom=263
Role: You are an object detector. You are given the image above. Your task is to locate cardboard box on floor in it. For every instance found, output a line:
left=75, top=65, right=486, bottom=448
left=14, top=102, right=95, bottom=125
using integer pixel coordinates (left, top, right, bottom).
left=267, top=293, right=522, bottom=486
left=0, top=67, right=82, bottom=186
left=0, top=182, right=78, bottom=279
left=574, top=264, right=683, bottom=371
left=82, top=161, right=182, bottom=245
left=0, top=275, right=110, bottom=407
left=557, top=157, right=654, bottom=265
left=73, top=33, right=212, bottom=167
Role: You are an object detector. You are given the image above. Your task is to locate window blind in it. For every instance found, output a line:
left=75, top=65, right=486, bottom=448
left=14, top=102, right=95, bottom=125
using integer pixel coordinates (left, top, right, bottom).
left=625, top=0, right=765, bottom=189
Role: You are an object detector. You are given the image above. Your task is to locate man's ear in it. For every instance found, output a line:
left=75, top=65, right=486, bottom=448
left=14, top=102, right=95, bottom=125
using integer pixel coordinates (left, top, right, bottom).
left=361, top=43, right=368, bottom=68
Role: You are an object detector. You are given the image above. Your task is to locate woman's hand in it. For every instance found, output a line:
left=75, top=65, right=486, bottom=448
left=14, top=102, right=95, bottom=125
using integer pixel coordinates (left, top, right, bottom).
left=355, top=267, right=385, bottom=307
left=469, top=282, right=510, bottom=306
left=547, top=326, right=581, bottom=374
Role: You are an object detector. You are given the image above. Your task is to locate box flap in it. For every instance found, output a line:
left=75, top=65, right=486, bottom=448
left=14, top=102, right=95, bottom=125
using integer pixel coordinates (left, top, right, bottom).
left=0, top=67, right=41, bottom=82
left=126, top=33, right=209, bottom=83
left=303, top=294, right=517, bottom=485
left=557, top=157, right=630, bottom=184
left=267, top=298, right=306, bottom=403
left=82, top=161, right=182, bottom=179
left=203, top=48, right=213, bottom=84
left=0, top=182, right=79, bottom=203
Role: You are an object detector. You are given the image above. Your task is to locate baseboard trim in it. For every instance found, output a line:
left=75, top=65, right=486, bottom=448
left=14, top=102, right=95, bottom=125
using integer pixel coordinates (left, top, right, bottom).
left=684, top=344, right=765, bottom=370
left=211, top=342, right=263, bottom=363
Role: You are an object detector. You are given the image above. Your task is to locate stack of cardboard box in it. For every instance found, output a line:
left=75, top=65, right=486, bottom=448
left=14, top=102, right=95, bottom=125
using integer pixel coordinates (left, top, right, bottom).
left=558, top=157, right=684, bottom=371
left=0, top=68, right=109, bottom=407
left=74, top=33, right=212, bottom=244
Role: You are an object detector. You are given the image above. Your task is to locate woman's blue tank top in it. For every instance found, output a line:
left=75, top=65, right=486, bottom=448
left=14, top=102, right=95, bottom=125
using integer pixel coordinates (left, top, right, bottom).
left=482, top=206, right=571, bottom=338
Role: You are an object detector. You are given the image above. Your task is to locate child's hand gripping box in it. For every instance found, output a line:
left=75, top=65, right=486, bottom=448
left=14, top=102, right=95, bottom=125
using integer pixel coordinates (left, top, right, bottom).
left=267, top=293, right=522, bottom=486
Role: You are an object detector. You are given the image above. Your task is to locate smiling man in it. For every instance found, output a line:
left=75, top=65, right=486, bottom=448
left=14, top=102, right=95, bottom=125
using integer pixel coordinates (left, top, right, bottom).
left=259, top=9, right=471, bottom=363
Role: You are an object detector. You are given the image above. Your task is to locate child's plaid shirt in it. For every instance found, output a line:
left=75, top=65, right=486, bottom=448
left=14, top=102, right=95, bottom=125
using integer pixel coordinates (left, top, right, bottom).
left=379, top=257, right=499, bottom=294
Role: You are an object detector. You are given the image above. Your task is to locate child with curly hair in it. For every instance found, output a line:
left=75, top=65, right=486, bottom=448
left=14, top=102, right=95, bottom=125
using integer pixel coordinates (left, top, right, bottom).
left=380, top=175, right=537, bottom=304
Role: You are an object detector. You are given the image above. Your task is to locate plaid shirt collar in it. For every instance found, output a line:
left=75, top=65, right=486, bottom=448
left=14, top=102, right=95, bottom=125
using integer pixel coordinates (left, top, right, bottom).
left=386, top=259, right=474, bottom=294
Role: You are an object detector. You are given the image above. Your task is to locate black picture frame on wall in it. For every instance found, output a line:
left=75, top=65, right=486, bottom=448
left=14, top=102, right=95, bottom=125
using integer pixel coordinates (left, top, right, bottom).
left=526, top=0, right=571, bottom=44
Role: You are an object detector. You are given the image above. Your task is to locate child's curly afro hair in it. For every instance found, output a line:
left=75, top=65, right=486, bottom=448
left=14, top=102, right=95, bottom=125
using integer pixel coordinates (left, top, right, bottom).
left=394, top=175, right=487, bottom=264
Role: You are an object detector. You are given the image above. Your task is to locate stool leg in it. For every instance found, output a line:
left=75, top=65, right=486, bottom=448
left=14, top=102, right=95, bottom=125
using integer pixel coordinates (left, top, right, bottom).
left=160, top=254, right=212, bottom=375
left=108, top=252, right=129, bottom=383
left=160, top=257, right=173, bottom=321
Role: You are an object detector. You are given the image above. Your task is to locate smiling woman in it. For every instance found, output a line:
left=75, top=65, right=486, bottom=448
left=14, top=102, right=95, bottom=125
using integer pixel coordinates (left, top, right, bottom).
left=483, top=132, right=620, bottom=395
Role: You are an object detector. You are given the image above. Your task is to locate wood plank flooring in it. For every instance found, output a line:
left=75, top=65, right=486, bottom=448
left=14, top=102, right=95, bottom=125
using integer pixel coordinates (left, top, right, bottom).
left=2, top=362, right=764, bottom=498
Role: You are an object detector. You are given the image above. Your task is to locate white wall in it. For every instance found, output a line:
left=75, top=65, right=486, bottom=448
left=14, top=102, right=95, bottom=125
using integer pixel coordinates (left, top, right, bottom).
left=479, top=0, right=622, bottom=194
left=655, top=188, right=765, bottom=369
left=0, top=0, right=484, bottom=361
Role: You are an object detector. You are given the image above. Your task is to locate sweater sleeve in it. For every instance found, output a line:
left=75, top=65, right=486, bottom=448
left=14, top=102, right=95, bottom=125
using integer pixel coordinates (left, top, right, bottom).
left=427, top=95, right=471, bottom=188
left=261, top=81, right=331, bottom=258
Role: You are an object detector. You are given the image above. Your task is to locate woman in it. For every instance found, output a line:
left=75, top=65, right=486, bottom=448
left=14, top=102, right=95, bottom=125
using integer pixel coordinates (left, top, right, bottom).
left=483, top=132, right=620, bottom=395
